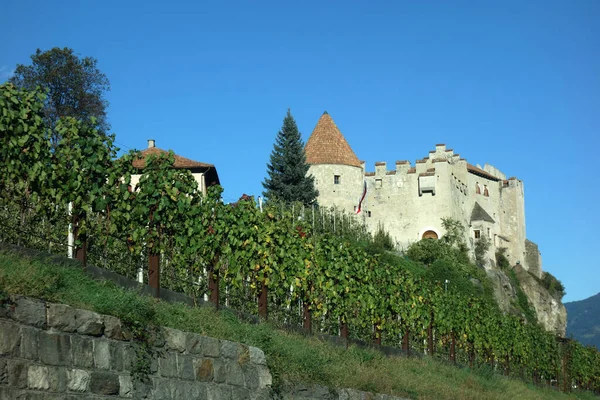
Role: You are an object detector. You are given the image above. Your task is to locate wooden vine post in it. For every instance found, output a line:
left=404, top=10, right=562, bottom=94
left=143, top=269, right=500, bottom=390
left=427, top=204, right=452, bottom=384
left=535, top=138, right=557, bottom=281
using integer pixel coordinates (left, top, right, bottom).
left=303, top=302, right=312, bottom=333
left=258, top=283, right=268, bottom=319
left=402, top=328, right=410, bottom=356
left=450, top=332, right=456, bottom=364
left=208, top=268, right=219, bottom=309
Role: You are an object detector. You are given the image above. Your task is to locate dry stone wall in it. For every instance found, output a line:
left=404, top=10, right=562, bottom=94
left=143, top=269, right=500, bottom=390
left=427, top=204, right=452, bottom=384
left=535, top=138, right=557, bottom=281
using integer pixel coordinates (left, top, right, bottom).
left=0, top=296, right=410, bottom=400
left=0, top=295, right=271, bottom=399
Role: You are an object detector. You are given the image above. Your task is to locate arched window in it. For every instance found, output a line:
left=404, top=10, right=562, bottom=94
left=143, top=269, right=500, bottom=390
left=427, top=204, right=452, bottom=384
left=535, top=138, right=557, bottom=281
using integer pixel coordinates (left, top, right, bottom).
left=484, top=185, right=489, bottom=197
left=422, top=230, right=439, bottom=239
left=476, top=183, right=481, bottom=194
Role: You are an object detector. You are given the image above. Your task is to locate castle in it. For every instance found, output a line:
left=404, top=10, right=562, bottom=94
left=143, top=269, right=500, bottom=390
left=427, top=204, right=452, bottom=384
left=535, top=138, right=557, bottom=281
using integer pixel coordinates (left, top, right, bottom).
left=305, top=112, right=542, bottom=277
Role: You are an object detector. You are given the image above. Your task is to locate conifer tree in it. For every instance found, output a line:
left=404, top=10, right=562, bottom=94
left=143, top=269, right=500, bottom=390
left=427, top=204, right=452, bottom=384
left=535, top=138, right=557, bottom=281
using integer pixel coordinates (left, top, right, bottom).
left=262, top=109, right=318, bottom=205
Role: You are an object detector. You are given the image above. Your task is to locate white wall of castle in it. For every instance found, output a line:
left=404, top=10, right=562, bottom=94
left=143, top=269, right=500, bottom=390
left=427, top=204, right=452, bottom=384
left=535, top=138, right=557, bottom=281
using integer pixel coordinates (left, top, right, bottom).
left=309, top=144, right=534, bottom=274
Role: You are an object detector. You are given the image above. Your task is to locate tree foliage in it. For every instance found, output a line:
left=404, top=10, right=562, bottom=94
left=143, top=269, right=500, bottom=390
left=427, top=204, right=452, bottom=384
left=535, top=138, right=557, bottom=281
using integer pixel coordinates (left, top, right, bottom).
left=10, top=47, right=110, bottom=141
left=262, top=109, right=318, bottom=205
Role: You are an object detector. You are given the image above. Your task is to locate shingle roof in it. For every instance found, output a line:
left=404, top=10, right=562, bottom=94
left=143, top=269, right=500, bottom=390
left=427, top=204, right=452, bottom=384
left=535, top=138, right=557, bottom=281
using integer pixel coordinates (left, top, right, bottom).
left=471, top=202, right=495, bottom=223
left=132, top=147, right=214, bottom=170
left=305, top=112, right=361, bottom=168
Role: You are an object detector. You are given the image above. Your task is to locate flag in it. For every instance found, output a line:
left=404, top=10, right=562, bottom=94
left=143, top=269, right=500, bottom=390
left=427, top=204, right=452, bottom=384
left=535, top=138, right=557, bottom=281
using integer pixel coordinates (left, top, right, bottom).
left=356, top=180, right=367, bottom=214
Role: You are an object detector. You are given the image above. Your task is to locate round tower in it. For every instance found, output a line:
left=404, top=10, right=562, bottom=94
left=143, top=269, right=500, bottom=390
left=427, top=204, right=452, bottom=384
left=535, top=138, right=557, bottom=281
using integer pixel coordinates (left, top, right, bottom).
left=304, top=111, right=363, bottom=212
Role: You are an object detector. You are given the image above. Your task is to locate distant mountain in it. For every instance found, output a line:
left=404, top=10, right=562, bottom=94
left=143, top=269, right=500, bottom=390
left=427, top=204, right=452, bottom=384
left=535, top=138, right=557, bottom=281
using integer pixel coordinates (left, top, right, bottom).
left=565, top=293, right=600, bottom=350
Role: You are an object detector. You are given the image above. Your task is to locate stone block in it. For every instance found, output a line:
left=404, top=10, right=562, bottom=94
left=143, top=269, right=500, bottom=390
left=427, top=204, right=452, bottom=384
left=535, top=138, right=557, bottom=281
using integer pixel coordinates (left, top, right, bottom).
left=0, top=387, right=17, bottom=400
left=71, top=335, right=94, bottom=368
left=151, top=377, right=177, bottom=399
left=89, top=371, right=120, bottom=395
left=176, top=380, right=206, bottom=399
left=226, top=360, right=245, bottom=387
left=158, top=352, right=178, bottom=378
left=186, top=332, right=202, bottom=354
left=102, top=315, right=123, bottom=340
left=207, top=384, right=232, bottom=400
left=257, top=365, right=272, bottom=389
left=67, top=369, right=90, bottom=392
left=177, top=354, right=195, bottom=380
left=8, top=359, right=28, bottom=389
left=47, top=303, right=77, bottom=332
left=119, top=375, right=132, bottom=398
left=213, top=359, right=226, bottom=383
left=163, top=327, right=186, bottom=352
left=221, top=340, right=240, bottom=360
left=249, top=346, right=266, bottom=366
left=93, top=339, right=110, bottom=370
left=194, top=357, right=213, bottom=382
left=74, top=309, right=103, bottom=336
left=0, top=320, right=20, bottom=356
left=20, top=326, right=39, bottom=360
left=39, top=332, right=72, bottom=365
left=13, top=297, right=46, bottom=328
left=110, top=341, right=124, bottom=371
left=202, top=336, right=220, bottom=358
left=243, top=364, right=259, bottom=390
left=0, top=359, right=6, bottom=384
left=252, top=387, right=272, bottom=400
left=27, top=365, right=49, bottom=390
left=122, top=344, right=135, bottom=371
left=233, top=386, right=251, bottom=400
left=47, top=366, right=67, bottom=392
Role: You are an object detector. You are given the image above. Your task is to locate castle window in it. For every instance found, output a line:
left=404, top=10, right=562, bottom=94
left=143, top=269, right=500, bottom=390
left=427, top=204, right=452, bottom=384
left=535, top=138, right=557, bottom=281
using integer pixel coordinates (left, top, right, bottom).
left=334, top=175, right=341, bottom=184
left=484, top=185, right=489, bottom=197
left=474, top=230, right=481, bottom=239
left=476, top=183, right=481, bottom=194
left=368, top=211, right=372, bottom=217
left=375, top=179, right=382, bottom=188
left=422, top=230, right=438, bottom=240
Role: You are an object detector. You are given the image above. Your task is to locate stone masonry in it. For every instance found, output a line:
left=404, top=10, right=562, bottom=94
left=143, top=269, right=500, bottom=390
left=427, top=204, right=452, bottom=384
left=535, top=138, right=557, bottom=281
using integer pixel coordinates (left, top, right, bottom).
left=0, top=295, right=410, bottom=400
left=0, top=295, right=271, bottom=399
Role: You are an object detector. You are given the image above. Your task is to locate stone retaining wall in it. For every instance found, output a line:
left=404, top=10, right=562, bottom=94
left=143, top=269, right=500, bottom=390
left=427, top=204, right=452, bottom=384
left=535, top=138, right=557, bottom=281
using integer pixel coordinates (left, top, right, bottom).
left=0, top=295, right=271, bottom=399
left=0, top=295, right=409, bottom=400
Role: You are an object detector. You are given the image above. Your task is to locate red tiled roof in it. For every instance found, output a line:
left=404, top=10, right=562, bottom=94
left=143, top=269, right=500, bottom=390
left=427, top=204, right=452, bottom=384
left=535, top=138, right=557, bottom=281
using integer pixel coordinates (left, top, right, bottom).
left=132, top=147, right=215, bottom=170
left=467, top=163, right=500, bottom=182
left=305, top=112, right=361, bottom=167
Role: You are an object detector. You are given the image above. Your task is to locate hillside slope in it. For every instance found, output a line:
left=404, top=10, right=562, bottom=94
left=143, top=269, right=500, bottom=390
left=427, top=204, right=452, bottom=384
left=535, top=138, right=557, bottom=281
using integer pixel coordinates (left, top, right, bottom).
left=565, top=293, right=600, bottom=350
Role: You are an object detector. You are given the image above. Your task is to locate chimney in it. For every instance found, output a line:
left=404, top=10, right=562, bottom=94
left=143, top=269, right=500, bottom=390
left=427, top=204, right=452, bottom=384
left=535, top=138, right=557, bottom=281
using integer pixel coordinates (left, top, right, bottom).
left=148, top=139, right=155, bottom=148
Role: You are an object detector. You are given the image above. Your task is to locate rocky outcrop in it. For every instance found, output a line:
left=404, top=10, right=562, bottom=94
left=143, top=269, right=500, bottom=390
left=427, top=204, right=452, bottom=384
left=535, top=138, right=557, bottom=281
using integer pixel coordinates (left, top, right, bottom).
left=485, top=269, right=518, bottom=315
left=486, top=266, right=567, bottom=335
left=514, top=266, right=567, bottom=336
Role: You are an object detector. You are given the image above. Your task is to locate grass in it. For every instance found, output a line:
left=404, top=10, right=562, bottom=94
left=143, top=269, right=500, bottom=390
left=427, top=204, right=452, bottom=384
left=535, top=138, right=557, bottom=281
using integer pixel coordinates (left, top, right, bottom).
left=0, top=245, right=597, bottom=400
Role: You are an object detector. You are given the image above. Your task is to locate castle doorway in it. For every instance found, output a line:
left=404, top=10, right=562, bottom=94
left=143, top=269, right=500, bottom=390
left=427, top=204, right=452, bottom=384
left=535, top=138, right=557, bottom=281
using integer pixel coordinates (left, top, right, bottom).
left=422, top=230, right=438, bottom=240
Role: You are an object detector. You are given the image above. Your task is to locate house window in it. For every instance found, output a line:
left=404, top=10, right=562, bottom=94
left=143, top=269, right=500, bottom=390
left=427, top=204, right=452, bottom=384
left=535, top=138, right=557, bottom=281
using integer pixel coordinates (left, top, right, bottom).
left=484, top=185, right=489, bottom=197
left=476, top=183, right=481, bottom=194
left=474, top=230, right=481, bottom=239
left=375, top=179, right=382, bottom=188
left=334, top=175, right=341, bottom=184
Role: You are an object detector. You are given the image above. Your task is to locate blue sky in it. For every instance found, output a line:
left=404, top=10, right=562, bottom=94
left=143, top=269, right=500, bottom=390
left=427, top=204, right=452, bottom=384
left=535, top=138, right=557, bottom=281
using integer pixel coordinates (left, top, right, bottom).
left=2, top=1, right=598, bottom=302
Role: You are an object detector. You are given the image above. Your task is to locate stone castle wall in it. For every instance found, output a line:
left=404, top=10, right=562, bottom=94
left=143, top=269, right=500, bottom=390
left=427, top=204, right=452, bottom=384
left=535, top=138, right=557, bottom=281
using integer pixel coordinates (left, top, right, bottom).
left=309, top=144, right=531, bottom=272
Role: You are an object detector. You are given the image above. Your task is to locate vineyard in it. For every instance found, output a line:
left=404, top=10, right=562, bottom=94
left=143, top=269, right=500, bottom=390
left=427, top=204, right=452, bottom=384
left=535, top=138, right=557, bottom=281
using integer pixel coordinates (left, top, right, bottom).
left=1, top=82, right=599, bottom=395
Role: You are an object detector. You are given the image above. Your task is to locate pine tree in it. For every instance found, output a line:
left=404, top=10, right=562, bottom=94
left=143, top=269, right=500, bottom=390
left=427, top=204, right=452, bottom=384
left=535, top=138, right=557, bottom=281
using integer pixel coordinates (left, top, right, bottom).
left=262, top=109, right=318, bottom=205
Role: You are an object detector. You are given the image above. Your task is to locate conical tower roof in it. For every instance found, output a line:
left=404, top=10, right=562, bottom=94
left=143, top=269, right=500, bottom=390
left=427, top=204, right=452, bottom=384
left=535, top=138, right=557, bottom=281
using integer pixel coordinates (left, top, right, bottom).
left=305, top=112, right=361, bottom=168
